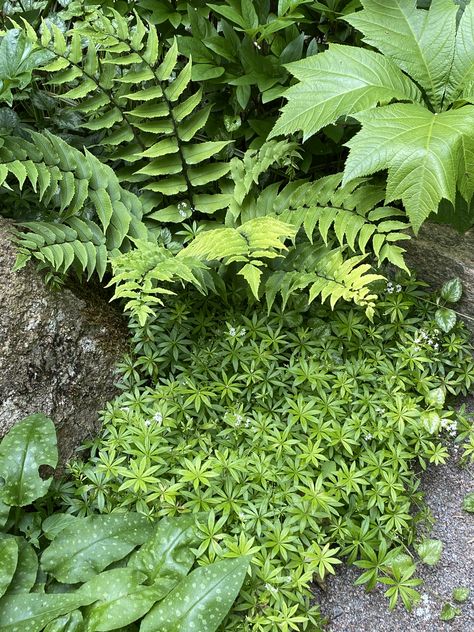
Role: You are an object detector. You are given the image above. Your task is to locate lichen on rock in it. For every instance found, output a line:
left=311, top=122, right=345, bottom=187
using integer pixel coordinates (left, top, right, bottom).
left=0, top=218, right=128, bottom=465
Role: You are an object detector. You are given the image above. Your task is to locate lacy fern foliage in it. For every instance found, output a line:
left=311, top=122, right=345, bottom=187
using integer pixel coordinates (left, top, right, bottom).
left=271, top=0, right=474, bottom=231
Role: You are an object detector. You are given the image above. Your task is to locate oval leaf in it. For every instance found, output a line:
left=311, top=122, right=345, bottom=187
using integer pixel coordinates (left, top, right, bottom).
left=416, top=538, right=443, bottom=566
left=128, top=515, right=199, bottom=597
left=0, top=593, right=93, bottom=632
left=41, top=514, right=153, bottom=583
left=0, top=414, right=58, bottom=506
left=0, top=538, right=18, bottom=598
left=441, top=277, right=462, bottom=303
left=140, top=557, right=250, bottom=632
left=435, top=307, right=457, bottom=333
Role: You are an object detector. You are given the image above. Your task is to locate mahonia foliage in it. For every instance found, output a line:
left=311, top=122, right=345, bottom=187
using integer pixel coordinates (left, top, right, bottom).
left=65, top=281, right=474, bottom=631
left=26, top=10, right=232, bottom=216
left=271, top=0, right=474, bottom=231
left=0, top=129, right=146, bottom=278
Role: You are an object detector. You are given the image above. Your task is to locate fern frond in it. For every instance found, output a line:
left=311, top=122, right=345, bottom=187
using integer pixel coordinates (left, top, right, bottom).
left=28, top=12, right=232, bottom=217
left=2, top=130, right=147, bottom=278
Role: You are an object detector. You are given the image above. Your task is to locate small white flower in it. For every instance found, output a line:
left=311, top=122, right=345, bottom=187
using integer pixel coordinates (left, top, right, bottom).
left=179, top=209, right=187, bottom=218
left=229, top=327, right=237, bottom=336
left=364, top=433, right=373, bottom=440
left=395, top=284, right=402, bottom=292
left=240, top=328, right=246, bottom=336
left=253, top=41, right=262, bottom=50
left=154, top=412, right=163, bottom=423
left=145, top=420, right=151, bottom=427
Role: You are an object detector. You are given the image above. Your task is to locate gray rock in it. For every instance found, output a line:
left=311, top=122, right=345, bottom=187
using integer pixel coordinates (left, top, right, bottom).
left=0, top=219, right=128, bottom=466
left=404, top=223, right=474, bottom=331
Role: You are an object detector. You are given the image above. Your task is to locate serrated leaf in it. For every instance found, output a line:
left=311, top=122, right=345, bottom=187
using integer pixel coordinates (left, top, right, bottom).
left=238, top=263, right=262, bottom=299
left=435, top=307, right=457, bottom=333
left=440, top=602, right=461, bottom=621
left=40, top=513, right=153, bottom=583
left=416, top=538, right=443, bottom=566
left=270, top=44, right=421, bottom=140
left=345, top=0, right=458, bottom=111
left=440, top=277, right=462, bottom=303
left=344, top=104, right=474, bottom=232
left=463, top=492, right=474, bottom=513
left=452, top=587, right=470, bottom=603
left=0, top=414, right=57, bottom=506
left=140, top=557, right=250, bottom=632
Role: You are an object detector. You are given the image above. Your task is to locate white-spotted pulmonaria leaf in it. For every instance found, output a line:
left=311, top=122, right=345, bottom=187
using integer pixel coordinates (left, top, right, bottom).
left=140, top=557, right=250, bottom=632
left=43, top=610, right=83, bottom=632
left=0, top=593, right=94, bottom=632
left=0, top=414, right=58, bottom=507
left=2, top=536, right=38, bottom=595
left=435, top=307, right=457, bottom=333
left=270, top=44, right=422, bottom=140
left=440, top=277, right=462, bottom=303
left=79, top=568, right=160, bottom=631
left=41, top=513, right=78, bottom=541
left=344, top=0, right=458, bottom=111
left=40, top=513, right=153, bottom=583
left=416, top=538, right=443, bottom=566
left=343, top=103, right=474, bottom=232
left=0, top=538, right=18, bottom=598
left=128, top=515, right=199, bottom=597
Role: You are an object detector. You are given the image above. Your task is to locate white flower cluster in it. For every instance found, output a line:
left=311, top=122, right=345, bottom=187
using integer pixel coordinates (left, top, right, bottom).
left=386, top=281, right=402, bottom=294
left=228, top=325, right=246, bottom=337
left=440, top=417, right=457, bottom=436
left=177, top=201, right=189, bottom=218
left=145, top=411, right=163, bottom=427
left=413, top=328, right=440, bottom=351
left=224, top=411, right=252, bottom=429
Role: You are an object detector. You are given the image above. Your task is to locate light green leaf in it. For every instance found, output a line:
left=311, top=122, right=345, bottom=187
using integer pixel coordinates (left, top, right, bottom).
left=41, top=514, right=153, bottom=583
left=140, top=557, right=250, bottom=632
left=344, top=0, right=458, bottom=111
left=452, top=587, right=470, bottom=603
left=238, top=263, right=263, bottom=299
left=128, top=515, right=199, bottom=595
left=463, top=492, right=474, bottom=513
left=344, top=103, right=474, bottom=231
left=425, top=387, right=445, bottom=407
left=270, top=44, right=421, bottom=140
left=435, top=307, right=457, bottom=333
left=443, top=2, right=474, bottom=105
left=416, top=538, right=443, bottom=566
left=440, top=602, right=461, bottom=621
left=0, top=414, right=57, bottom=506
left=0, top=538, right=18, bottom=598
left=440, top=277, right=462, bottom=303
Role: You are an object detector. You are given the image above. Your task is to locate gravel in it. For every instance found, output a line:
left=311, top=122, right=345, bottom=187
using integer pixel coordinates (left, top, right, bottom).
left=315, top=454, right=474, bottom=632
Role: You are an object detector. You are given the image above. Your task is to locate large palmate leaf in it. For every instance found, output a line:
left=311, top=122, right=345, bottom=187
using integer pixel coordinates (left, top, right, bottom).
left=140, top=557, right=249, bottom=632
left=443, top=1, right=474, bottom=104
left=344, top=0, right=459, bottom=111
left=41, top=514, right=153, bottom=583
left=0, top=414, right=57, bottom=506
left=270, top=44, right=422, bottom=140
left=128, top=515, right=199, bottom=597
left=343, top=103, right=474, bottom=231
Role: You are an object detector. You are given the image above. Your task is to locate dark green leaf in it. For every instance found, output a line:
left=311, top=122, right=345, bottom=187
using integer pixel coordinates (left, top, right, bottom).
left=0, top=414, right=58, bottom=506
left=41, top=514, right=153, bottom=583
left=140, top=557, right=250, bottom=632
left=0, top=538, right=18, bottom=598
left=440, top=278, right=462, bottom=303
